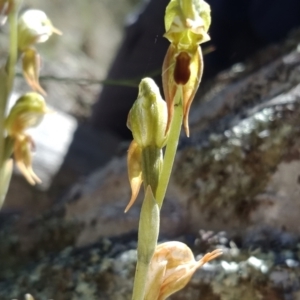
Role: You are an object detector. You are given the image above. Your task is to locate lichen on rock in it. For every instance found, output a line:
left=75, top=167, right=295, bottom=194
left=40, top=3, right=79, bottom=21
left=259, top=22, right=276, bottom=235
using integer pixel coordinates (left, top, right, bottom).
left=176, top=95, right=300, bottom=219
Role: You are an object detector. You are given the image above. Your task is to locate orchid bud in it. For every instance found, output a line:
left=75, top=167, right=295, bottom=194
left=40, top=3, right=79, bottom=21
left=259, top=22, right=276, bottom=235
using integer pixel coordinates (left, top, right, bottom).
left=25, top=294, right=35, bottom=300
left=0, top=0, right=13, bottom=26
left=145, top=241, right=222, bottom=300
left=18, top=9, right=62, bottom=51
left=5, top=92, right=48, bottom=137
left=127, top=78, right=168, bottom=149
left=164, top=0, right=211, bottom=48
left=22, top=48, right=46, bottom=95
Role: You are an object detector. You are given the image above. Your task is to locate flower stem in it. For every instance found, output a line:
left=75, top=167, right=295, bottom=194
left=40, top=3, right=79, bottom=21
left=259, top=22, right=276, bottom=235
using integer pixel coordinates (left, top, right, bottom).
left=132, top=147, right=161, bottom=300
left=132, top=261, right=149, bottom=300
left=6, top=3, right=19, bottom=95
left=0, top=1, right=19, bottom=206
left=132, top=186, right=159, bottom=300
left=156, top=89, right=183, bottom=208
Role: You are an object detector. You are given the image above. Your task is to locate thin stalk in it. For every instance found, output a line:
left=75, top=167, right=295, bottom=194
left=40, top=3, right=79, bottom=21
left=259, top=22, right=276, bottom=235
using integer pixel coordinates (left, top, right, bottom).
left=0, top=71, right=8, bottom=167
left=6, top=3, right=19, bottom=95
left=0, top=1, right=19, bottom=206
left=0, top=2, right=18, bottom=166
left=132, top=260, right=150, bottom=300
left=156, top=88, right=183, bottom=208
left=132, top=186, right=160, bottom=300
left=132, top=147, right=162, bottom=300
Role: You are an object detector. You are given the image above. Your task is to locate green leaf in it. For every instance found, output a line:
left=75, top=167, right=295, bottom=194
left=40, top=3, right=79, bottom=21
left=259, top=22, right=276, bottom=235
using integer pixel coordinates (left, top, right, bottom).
left=138, top=185, right=160, bottom=264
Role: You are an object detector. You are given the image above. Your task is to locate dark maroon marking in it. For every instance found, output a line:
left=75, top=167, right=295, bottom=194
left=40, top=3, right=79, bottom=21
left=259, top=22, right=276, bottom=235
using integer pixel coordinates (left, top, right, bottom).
left=174, top=52, right=191, bottom=85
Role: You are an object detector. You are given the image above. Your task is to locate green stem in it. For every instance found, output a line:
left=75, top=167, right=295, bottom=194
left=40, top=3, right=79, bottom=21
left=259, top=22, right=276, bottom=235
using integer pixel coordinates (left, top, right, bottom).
left=131, top=79, right=185, bottom=300
left=6, top=3, right=19, bottom=95
left=156, top=89, right=183, bottom=208
left=0, top=2, right=19, bottom=207
left=132, top=147, right=161, bottom=300
left=131, top=89, right=183, bottom=299
left=132, top=186, right=159, bottom=300
left=0, top=2, right=18, bottom=166
left=0, top=71, right=8, bottom=167
left=132, top=260, right=150, bottom=300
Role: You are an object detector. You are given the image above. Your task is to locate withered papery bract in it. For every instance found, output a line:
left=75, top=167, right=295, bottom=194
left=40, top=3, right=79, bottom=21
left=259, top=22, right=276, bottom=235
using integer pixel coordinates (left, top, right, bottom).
left=145, top=241, right=222, bottom=300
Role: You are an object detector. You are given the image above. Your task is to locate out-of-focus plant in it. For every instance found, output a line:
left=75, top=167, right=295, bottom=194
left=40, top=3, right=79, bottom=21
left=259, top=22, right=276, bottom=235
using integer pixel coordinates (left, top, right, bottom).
left=125, top=1, right=221, bottom=299
left=24, top=294, right=34, bottom=300
left=0, top=0, right=61, bottom=209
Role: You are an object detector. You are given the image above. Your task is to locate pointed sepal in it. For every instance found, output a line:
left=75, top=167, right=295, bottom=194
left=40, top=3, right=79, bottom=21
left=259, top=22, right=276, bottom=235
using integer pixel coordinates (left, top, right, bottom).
left=125, top=140, right=143, bottom=212
left=14, top=135, right=41, bottom=185
left=22, top=48, right=46, bottom=95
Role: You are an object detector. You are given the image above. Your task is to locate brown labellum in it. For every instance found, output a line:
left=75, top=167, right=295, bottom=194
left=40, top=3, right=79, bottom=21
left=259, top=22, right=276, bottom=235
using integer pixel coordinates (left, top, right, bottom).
left=174, top=52, right=191, bottom=85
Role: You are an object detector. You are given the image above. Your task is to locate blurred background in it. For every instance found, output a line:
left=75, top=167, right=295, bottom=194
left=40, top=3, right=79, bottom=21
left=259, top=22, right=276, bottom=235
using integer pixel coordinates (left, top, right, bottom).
left=1, top=1, right=300, bottom=299
left=1, top=0, right=300, bottom=226
left=1, top=0, right=141, bottom=213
